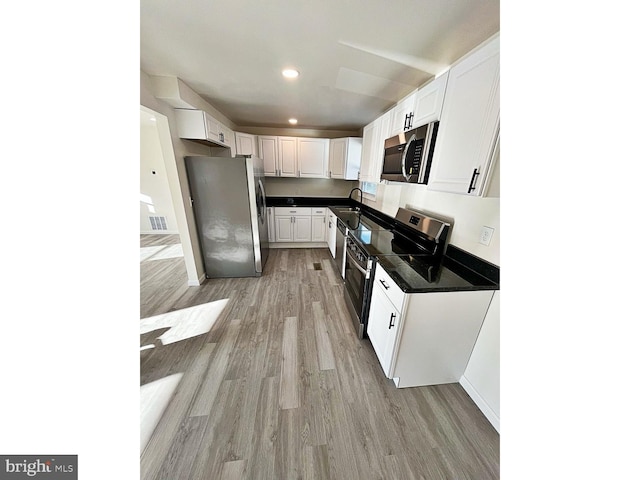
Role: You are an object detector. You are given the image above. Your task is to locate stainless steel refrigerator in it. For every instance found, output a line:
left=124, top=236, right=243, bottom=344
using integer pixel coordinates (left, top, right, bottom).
left=185, top=155, right=269, bottom=278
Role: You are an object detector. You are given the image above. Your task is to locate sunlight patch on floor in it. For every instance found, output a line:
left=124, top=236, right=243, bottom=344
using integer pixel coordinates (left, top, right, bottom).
left=140, top=373, right=183, bottom=454
left=140, top=299, right=229, bottom=346
left=146, top=243, right=183, bottom=261
left=140, top=245, right=166, bottom=262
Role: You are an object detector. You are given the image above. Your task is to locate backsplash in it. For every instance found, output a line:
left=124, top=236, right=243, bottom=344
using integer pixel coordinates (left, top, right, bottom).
left=362, top=181, right=500, bottom=266
left=264, top=177, right=358, bottom=197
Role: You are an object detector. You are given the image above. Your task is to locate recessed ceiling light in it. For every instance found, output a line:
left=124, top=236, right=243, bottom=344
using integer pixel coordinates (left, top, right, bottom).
left=282, top=69, right=299, bottom=79
left=288, top=118, right=298, bottom=125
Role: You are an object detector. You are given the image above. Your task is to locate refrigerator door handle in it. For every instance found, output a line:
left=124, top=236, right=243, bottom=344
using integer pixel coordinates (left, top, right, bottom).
left=257, top=178, right=267, bottom=224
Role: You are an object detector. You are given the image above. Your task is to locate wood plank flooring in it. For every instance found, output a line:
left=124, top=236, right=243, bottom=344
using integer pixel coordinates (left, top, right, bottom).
left=140, top=234, right=499, bottom=479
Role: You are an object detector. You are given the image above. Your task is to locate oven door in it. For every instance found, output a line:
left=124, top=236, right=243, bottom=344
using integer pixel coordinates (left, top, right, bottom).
left=343, top=245, right=370, bottom=338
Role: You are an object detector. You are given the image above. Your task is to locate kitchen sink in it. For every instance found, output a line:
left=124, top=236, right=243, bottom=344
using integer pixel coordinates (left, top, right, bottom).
left=332, top=206, right=360, bottom=212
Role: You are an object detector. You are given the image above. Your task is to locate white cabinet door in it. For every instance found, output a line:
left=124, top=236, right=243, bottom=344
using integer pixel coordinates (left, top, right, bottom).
left=329, top=138, right=347, bottom=179
left=218, top=124, right=233, bottom=149
left=329, top=137, right=362, bottom=180
left=204, top=113, right=220, bottom=142
left=175, top=109, right=224, bottom=146
left=413, top=72, right=448, bottom=127
left=275, top=216, right=294, bottom=242
left=327, top=212, right=337, bottom=258
left=258, top=136, right=279, bottom=176
left=367, top=281, right=401, bottom=377
left=236, top=132, right=257, bottom=156
left=298, top=138, right=329, bottom=178
left=360, top=121, right=377, bottom=183
left=362, top=111, right=391, bottom=183
left=389, top=91, right=417, bottom=136
left=427, top=35, right=500, bottom=196
left=293, top=216, right=312, bottom=241
left=343, top=137, right=362, bottom=180
left=311, top=215, right=326, bottom=242
left=278, top=137, right=298, bottom=177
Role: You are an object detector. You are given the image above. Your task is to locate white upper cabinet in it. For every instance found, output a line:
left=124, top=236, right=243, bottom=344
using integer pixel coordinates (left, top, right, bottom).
left=297, top=138, right=329, bottom=178
left=258, top=135, right=332, bottom=179
left=360, top=110, right=391, bottom=183
left=258, top=136, right=279, bottom=176
left=413, top=72, right=449, bottom=127
left=388, top=72, right=448, bottom=136
left=235, top=132, right=258, bottom=156
left=218, top=124, right=235, bottom=155
left=389, top=92, right=417, bottom=136
left=427, top=34, right=500, bottom=196
left=174, top=109, right=234, bottom=150
left=329, top=137, right=362, bottom=180
left=278, top=137, right=298, bottom=177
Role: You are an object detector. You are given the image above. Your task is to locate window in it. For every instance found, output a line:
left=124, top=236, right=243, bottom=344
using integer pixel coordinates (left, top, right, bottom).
left=361, top=181, right=378, bottom=198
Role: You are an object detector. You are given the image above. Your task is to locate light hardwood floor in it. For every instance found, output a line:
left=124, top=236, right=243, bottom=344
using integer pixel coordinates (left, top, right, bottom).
left=140, top=234, right=499, bottom=479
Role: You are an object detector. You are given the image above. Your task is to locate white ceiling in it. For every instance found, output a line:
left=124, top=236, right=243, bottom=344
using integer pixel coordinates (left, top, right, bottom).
left=140, top=0, right=500, bottom=131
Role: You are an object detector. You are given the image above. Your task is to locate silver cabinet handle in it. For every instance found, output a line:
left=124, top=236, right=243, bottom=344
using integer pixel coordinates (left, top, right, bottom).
left=379, top=279, right=390, bottom=290
left=388, top=312, right=396, bottom=329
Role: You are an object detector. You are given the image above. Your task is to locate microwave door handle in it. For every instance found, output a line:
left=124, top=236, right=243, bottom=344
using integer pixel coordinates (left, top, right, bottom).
left=401, top=133, right=417, bottom=181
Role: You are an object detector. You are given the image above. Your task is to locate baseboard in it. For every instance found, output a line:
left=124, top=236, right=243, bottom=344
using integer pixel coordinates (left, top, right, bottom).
left=140, top=230, right=180, bottom=235
left=187, top=273, right=206, bottom=287
left=269, top=242, right=328, bottom=249
left=460, top=375, right=500, bottom=433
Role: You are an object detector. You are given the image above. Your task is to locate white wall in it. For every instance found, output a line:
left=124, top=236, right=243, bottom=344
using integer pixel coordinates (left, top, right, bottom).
left=141, top=72, right=211, bottom=285
left=461, top=291, right=500, bottom=432
left=140, top=122, right=179, bottom=234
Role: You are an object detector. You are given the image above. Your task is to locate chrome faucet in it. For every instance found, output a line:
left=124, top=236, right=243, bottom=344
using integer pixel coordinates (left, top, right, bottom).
left=349, top=187, right=363, bottom=211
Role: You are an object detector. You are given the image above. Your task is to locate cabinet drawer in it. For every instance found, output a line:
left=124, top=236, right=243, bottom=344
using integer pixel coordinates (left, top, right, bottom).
left=373, top=263, right=405, bottom=310
left=274, top=207, right=312, bottom=216
left=312, top=207, right=327, bottom=216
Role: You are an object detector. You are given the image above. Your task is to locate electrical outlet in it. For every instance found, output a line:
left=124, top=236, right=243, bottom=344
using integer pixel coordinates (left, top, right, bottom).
left=480, top=226, right=494, bottom=246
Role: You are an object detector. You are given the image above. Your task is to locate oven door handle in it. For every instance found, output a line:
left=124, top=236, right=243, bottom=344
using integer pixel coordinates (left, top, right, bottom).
left=345, top=248, right=369, bottom=277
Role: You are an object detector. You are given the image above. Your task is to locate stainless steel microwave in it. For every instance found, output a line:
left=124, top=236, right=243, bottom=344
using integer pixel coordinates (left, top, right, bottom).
left=380, top=121, right=439, bottom=184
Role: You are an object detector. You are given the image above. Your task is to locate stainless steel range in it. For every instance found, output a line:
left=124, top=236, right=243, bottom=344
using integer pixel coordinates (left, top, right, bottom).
left=343, top=207, right=450, bottom=339
left=333, top=209, right=392, bottom=279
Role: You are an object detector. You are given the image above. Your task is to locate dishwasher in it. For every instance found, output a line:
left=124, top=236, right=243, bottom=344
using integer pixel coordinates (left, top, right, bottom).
left=335, top=217, right=347, bottom=279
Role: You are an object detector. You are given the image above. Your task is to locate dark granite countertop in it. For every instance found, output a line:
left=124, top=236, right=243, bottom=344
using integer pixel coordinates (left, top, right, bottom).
left=267, top=196, right=499, bottom=293
left=267, top=196, right=357, bottom=208
left=375, top=253, right=498, bottom=294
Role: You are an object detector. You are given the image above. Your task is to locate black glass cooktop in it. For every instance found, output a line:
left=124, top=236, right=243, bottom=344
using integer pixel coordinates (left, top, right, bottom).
left=339, top=212, right=390, bottom=232
left=348, top=227, right=436, bottom=257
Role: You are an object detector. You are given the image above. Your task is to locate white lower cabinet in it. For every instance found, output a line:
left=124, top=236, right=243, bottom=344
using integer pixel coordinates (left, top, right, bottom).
left=368, top=280, right=400, bottom=376
left=293, top=216, right=312, bottom=241
left=273, top=207, right=328, bottom=244
left=311, top=208, right=326, bottom=242
left=367, top=263, right=495, bottom=387
left=274, top=207, right=312, bottom=242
